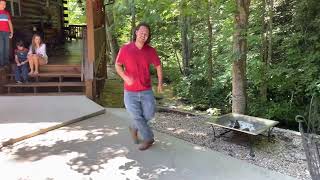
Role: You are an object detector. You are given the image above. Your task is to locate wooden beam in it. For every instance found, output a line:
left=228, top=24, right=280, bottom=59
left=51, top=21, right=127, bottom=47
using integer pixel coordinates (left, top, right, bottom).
left=86, top=0, right=95, bottom=64
left=85, top=80, right=94, bottom=100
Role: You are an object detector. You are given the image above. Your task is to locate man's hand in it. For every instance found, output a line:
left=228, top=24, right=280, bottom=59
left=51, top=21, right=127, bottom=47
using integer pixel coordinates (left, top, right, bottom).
left=9, top=32, right=13, bottom=39
left=17, top=63, right=21, bottom=66
left=124, top=76, right=134, bottom=86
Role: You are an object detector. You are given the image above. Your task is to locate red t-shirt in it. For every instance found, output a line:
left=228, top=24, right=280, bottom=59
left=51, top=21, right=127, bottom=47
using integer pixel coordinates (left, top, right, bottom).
left=0, top=10, right=11, bottom=32
left=116, top=42, right=161, bottom=92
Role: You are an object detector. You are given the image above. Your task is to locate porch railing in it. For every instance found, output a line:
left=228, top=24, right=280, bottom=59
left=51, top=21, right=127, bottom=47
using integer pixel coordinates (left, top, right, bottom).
left=66, top=25, right=86, bottom=40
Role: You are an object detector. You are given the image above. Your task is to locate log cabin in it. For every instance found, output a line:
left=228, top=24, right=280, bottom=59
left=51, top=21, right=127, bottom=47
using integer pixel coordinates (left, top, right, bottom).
left=0, top=0, right=108, bottom=100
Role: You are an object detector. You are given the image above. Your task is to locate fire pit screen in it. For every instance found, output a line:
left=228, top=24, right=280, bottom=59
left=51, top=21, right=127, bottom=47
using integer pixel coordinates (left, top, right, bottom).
left=207, top=113, right=279, bottom=136
left=207, top=113, right=279, bottom=157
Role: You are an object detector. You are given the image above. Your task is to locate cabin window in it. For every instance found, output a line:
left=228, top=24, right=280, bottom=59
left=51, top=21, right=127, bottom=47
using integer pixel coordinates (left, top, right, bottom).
left=5, top=0, right=21, bottom=17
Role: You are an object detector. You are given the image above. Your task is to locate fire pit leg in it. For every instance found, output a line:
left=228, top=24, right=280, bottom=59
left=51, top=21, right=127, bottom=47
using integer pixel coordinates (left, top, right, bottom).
left=267, top=127, right=275, bottom=142
left=249, top=135, right=255, bottom=157
left=210, top=125, right=232, bottom=140
left=211, top=125, right=216, bottom=140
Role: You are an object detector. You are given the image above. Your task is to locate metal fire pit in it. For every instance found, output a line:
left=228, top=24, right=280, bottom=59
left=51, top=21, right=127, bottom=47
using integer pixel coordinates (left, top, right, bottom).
left=207, top=113, right=279, bottom=157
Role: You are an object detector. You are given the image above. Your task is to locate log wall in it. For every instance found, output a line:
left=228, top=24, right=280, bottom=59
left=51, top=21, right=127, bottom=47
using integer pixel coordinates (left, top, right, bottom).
left=11, top=0, right=63, bottom=46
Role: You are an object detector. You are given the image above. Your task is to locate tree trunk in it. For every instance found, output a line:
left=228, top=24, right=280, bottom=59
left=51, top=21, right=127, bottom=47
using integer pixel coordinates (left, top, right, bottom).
left=206, top=0, right=213, bottom=86
left=260, top=0, right=268, bottom=101
left=109, top=12, right=120, bottom=57
left=105, top=9, right=118, bottom=64
left=174, top=48, right=184, bottom=75
left=181, top=16, right=190, bottom=76
left=260, top=0, right=273, bottom=102
left=130, top=0, right=136, bottom=41
left=267, top=0, right=273, bottom=70
left=180, top=0, right=192, bottom=76
left=232, top=0, right=251, bottom=114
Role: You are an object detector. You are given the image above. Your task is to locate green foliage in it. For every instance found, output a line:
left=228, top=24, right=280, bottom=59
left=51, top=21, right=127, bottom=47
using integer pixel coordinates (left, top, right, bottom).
left=67, top=0, right=86, bottom=25
left=110, top=0, right=320, bottom=130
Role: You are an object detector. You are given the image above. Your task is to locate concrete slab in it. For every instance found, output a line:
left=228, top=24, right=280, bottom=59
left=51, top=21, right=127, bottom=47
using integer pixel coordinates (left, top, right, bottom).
left=0, top=96, right=105, bottom=146
left=0, top=108, right=297, bottom=180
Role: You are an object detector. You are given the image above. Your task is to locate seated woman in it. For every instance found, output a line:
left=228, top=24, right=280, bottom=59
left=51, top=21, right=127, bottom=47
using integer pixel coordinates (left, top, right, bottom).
left=27, top=34, right=48, bottom=75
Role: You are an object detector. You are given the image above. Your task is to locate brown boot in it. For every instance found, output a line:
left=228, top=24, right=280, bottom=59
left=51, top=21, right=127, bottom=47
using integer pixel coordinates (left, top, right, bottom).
left=129, top=127, right=139, bottom=144
left=138, top=139, right=155, bottom=151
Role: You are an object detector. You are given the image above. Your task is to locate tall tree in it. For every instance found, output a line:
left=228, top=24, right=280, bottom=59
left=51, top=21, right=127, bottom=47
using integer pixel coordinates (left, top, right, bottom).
left=105, top=7, right=119, bottom=64
left=180, top=0, right=192, bottom=76
left=260, top=0, right=268, bottom=101
left=259, top=0, right=273, bottom=102
left=267, top=0, right=273, bottom=74
left=232, top=0, right=251, bottom=114
left=206, top=0, right=213, bottom=86
left=130, top=0, right=136, bottom=40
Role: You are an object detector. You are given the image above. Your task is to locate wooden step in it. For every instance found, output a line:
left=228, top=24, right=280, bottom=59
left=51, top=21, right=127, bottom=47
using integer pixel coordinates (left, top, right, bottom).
left=8, top=72, right=81, bottom=78
left=5, top=82, right=84, bottom=88
left=40, top=64, right=81, bottom=73
left=4, top=82, right=85, bottom=94
left=2, top=92, right=84, bottom=96
left=7, top=72, right=82, bottom=82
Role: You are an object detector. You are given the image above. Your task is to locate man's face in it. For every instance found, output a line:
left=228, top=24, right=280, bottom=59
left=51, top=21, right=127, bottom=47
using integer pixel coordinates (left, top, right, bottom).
left=0, top=1, right=6, bottom=10
left=135, top=26, right=149, bottom=44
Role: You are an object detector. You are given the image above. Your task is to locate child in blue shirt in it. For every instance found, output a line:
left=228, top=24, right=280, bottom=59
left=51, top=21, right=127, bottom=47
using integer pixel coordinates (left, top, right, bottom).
left=14, top=40, right=29, bottom=83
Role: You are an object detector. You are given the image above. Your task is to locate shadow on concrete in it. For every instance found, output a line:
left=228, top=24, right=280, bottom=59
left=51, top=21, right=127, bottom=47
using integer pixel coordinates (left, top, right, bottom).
left=4, top=114, right=178, bottom=179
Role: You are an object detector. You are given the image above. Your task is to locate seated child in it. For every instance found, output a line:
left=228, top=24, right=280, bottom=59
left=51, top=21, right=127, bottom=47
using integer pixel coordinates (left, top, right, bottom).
left=14, top=40, right=29, bottom=83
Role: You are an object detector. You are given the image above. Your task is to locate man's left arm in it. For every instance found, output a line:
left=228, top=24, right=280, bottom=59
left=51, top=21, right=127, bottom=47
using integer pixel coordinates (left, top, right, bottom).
left=155, top=65, right=163, bottom=93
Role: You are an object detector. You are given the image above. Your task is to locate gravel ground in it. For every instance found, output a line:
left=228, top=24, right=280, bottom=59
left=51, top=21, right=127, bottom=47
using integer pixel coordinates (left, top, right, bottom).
left=151, top=111, right=311, bottom=180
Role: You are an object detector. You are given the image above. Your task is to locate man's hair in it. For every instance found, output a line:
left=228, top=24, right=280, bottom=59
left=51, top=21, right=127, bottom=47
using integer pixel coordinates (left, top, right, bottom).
left=16, top=40, right=24, bottom=47
left=132, top=22, right=151, bottom=44
left=0, top=0, right=6, bottom=2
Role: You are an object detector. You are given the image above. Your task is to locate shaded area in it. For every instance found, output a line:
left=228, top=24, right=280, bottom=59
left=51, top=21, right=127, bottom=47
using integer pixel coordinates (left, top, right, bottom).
left=1, top=114, right=180, bottom=179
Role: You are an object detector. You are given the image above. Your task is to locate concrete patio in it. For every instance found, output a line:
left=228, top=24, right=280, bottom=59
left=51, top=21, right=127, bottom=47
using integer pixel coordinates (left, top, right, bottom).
left=0, top=96, right=105, bottom=147
left=0, top=105, right=297, bottom=180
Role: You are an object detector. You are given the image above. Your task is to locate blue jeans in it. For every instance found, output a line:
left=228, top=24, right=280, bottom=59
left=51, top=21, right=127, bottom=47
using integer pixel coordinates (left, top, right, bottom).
left=0, top=31, right=9, bottom=67
left=15, top=63, right=29, bottom=82
left=124, top=90, right=156, bottom=141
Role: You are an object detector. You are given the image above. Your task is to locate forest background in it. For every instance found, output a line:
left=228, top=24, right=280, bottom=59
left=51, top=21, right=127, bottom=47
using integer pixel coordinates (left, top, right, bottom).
left=69, top=0, right=320, bottom=130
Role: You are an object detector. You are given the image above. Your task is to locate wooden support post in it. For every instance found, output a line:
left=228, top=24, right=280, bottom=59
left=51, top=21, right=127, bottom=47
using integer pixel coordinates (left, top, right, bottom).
left=0, top=67, right=8, bottom=94
left=85, top=79, right=94, bottom=99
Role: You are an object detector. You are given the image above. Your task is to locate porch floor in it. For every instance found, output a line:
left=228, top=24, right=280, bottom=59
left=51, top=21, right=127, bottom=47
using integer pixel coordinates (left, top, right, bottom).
left=48, top=40, right=83, bottom=65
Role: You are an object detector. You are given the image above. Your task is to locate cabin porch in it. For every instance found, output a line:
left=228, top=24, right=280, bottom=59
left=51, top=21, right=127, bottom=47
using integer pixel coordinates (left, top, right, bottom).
left=1, top=40, right=84, bottom=96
